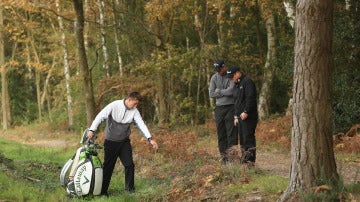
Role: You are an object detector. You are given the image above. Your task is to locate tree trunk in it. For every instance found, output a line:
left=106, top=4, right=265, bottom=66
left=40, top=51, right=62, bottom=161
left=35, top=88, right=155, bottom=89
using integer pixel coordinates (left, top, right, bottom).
left=257, top=14, right=276, bottom=121
left=0, top=6, right=10, bottom=129
left=84, top=0, right=89, bottom=51
left=73, top=0, right=96, bottom=126
left=283, top=0, right=296, bottom=117
left=113, top=0, right=123, bottom=76
left=194, top=0, right=212, bottom=110
left=28, top=35, right=43, bottom=122
left=278, top=0, right=337, bottom=201
left=98, top=0, right=110, bottom=77
left=56, top=0, right=74, bottom=130
left=35, top=71, right=41, bottom=122
left=254, top=2, right=265, bottom=62
left=216, top=0, right=223, bottom=46
left=40, top=57, right=55, bottom=122
left=283, top=0, right=295, bottom=28
left=156, top=65, right=167, bottom=125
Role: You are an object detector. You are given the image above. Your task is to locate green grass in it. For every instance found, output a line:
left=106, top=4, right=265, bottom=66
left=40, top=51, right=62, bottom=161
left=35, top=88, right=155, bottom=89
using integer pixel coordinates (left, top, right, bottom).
left=0, top=138, right=75, bottom=163
left=1, top=128, right=359, bottom=201
left=0, top=166, right=67, bottom=201
left=0, top=137, right=168, bottom=201
left=224, top=167, right=288, bottom=201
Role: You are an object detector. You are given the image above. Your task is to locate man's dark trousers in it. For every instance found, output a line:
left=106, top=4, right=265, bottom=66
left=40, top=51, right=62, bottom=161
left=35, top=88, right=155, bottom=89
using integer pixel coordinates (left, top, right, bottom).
left=214, top=104, right=238, bottom=162
left=101, top=138, right=135, bottom=194
left=238, top=118, right=257, bottom=163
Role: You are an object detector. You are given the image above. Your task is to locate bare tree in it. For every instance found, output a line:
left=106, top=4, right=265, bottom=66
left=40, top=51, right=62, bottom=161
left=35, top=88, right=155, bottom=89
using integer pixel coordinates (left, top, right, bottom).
left=278, top=0, right=338, bottom=201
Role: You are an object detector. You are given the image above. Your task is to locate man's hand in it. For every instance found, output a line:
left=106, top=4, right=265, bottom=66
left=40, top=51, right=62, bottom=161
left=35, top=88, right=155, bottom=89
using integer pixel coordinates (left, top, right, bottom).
left=87, top=130, right=94, bottom=140
left=149, top=140, right=158, bottom=150
left=234, top=118, right=238, bottom=126
left=240, top=112, right=248, bottom=120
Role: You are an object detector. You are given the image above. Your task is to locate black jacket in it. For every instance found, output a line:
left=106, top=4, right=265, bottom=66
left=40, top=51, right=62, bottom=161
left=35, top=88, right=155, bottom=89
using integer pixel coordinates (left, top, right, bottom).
left=233, top=75, right=258, bottom=120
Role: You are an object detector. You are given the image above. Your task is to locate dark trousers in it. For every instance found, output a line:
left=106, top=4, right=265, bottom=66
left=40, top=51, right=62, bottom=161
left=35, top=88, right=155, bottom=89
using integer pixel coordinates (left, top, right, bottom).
left=238, top=118, right=257, bottom=162
left=214, top=105, right=238, bottom=162
left=101, top=139, right=135, bottom=194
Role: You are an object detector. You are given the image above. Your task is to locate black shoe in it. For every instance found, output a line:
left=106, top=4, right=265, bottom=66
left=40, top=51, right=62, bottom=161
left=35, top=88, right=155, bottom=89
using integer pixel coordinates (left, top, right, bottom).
left=100, top=191, right=109, bottom=196
left=247, top=161, right=255, bottom=168
left=125, top=188, right=135, bottom=193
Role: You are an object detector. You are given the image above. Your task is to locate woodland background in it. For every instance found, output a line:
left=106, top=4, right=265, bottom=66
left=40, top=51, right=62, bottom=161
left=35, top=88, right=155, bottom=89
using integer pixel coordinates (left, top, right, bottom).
left=0, top=0, right=359, bottom=134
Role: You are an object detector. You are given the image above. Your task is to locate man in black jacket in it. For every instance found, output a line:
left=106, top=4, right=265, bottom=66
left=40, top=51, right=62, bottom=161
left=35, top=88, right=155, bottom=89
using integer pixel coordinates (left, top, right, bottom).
left=227, top=66, right=258, bottom=165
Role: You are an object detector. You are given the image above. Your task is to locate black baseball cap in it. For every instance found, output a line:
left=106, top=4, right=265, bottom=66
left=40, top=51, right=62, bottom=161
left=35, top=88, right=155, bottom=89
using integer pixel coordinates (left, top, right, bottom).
left=213, top=59, right=225, bottom=71
left=226, top=66, right=240, bottom=78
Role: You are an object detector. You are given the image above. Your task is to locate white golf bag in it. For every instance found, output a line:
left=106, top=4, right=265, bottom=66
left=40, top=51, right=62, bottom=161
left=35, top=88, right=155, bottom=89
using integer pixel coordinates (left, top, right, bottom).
left=60, top=129, right=103, bottom=196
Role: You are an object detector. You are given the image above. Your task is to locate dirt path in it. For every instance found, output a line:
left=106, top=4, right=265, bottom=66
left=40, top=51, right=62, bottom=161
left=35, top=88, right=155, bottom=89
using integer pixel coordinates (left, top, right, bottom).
left=19, top=136, right=360, bottom=185
left=1, top=124, right=359, bottom=186
left=256, top=147, right=360, bottom=185
left=256, top=148, right=290, bottom=178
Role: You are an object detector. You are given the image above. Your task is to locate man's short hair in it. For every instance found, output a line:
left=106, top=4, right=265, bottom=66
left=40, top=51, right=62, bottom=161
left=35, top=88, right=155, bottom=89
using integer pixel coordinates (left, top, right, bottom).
left=128, top=91, right=143, bottom=102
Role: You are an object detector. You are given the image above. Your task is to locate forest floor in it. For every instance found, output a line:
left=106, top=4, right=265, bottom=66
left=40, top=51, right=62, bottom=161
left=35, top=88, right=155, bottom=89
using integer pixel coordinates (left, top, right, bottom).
left=255, top=115, right=360, bottom=185
left=1, top=115, right=360, bottom=201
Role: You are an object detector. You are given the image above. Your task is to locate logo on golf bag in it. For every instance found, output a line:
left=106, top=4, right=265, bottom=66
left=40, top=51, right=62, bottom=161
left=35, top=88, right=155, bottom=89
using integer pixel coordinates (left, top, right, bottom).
left=74, top=161, right=93, bottom=196
left=83, top=176, right=90, bottom=185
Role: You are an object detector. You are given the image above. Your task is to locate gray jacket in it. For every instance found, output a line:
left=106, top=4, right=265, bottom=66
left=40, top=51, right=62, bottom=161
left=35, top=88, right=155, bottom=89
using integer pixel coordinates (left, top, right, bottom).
left=209, top=73, right=235, bottom=106
left=89, top=99, right=151, bottom=142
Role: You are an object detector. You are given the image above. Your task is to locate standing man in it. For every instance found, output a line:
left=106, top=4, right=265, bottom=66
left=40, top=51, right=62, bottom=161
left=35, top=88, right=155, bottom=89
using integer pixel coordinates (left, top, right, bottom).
left=87, top=91, right=158, bottom=195
left=227, top=66, right=258, bottom=166
left=209, top=59, right=238, bottom=165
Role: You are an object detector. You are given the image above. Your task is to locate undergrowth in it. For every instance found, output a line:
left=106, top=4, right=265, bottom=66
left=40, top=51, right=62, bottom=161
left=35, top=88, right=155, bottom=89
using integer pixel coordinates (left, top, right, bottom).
left=0, top=119, right=359, bottom=201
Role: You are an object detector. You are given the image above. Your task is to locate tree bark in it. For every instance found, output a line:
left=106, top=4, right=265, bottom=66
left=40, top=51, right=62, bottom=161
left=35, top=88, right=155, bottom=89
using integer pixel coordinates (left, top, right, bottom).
left=112, top=0, right=124, bottom=76
left=257, top=13, right=276, bottom=121
left=73, top=0, right=96, bottom=126
left=56, top=0, right=74, bottom=130
left=156, top=65, right=167, bottom=125
left=28, top=34, right=43, bottom=122
left=278, top=0, right=338, bottom=201
left=0, top=6, right=11, bottom=129
left=216, top=0, right=223, bottom=46
left=98, top=0, right=110, bottom=77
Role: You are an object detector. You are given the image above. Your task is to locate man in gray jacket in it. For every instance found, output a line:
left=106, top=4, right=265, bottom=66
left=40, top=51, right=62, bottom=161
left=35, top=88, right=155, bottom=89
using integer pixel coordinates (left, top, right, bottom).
left=87, top=91, right=158, bottom=195
left=209, top=59, right=238, bottom=164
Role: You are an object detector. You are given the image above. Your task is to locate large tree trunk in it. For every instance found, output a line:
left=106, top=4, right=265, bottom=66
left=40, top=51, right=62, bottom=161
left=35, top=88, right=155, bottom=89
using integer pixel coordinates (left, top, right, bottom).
left=73, top=0, right=96, bottom=126
left=56, top=0, right=74, bottom=130
left=278, top=0, right=337, bottom=201
left=257, top=13, right=276, bottom=121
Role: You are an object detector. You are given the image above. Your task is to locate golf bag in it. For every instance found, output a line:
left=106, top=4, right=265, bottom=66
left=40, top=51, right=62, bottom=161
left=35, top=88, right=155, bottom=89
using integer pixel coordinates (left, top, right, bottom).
left=59, top=129, right=103, bottom=196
